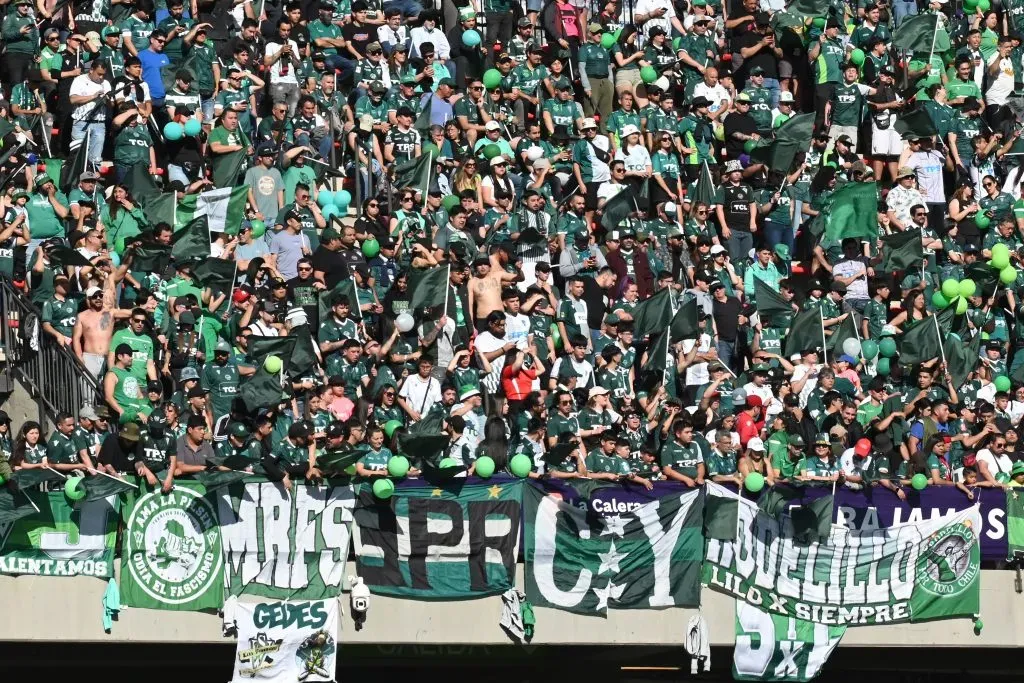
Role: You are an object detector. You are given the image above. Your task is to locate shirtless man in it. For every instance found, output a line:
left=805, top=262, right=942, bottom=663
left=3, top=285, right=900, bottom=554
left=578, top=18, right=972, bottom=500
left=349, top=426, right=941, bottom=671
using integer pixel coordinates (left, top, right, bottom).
left=468, top=248, right=522, bottom=332
left=73, top=272, right=132, bottom=379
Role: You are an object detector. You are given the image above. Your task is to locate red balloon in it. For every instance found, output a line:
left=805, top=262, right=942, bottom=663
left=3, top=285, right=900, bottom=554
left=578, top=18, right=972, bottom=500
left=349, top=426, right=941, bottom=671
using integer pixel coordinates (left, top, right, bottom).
left=854, top=438, right=871, bottom=457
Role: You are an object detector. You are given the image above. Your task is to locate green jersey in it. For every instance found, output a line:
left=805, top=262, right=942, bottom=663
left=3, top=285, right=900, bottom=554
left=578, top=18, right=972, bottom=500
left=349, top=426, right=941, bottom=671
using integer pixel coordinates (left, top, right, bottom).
left=110, top=328, right=154, bottom=382
left=47, top=431, right=80, bottom=464
left=659, top=436, right=707, bottom=479
left=272, top=438, right=308, bottom=466
left=42, top=295, right=78, bottom=338
left=830, top=81, right=869, bottom=126
left=742, top=86, right=773, bottom=130
left=201, top=362, right=240, bottom=419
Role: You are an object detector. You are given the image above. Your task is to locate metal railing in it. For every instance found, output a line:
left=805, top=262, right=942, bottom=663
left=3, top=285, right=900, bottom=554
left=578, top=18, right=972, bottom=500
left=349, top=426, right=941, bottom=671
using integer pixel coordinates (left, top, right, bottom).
left=0, top=279, right=103, bottom=426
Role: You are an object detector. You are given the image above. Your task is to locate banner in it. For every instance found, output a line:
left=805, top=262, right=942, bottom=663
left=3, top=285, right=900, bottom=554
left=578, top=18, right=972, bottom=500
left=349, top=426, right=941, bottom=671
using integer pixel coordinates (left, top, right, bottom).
left=524, top=480, right=704, bottom=614
left=353, top=479, right=522, bottom=598
left=217, top=482, right=355, bottom=599
left=703, top=483, right=982, bottom=626
left=232, top=599, right=338, bottom=682
left=1007, top=489, right=1024, bottom=561
left=0, top=493, right=118, bottom=577
left=734, top=602, right=845, bottom=681
left=120, top=481, right=224, bottom=611
left=830, top=485, right=1006, bottom=562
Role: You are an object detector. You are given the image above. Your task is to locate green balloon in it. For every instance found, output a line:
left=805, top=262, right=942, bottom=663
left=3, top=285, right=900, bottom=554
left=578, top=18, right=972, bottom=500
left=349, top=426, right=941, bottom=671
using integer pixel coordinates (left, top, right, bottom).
left=978, top=0, right=991, bottom=10
left=879, top=337, right=898, bottom=358
left=876, top=357, right=891, bottom=375
left=640, top=65, right=658, bottom=83
left=997, top=472, right=1011, bottom=484
left=441, top=194, right=462, bottom=213
left=372, top=478, right=395, bottom=500
left=421, top=142, right=440, bottom=158
left=958, top=279, right=977, bottom=298
left=995, top=375, right=1012, bottom=392
left=509, top=453, right=532, bottom=478
left=482, top=143, right=501, bottom=160
left=860, top=339, right=878, bottom=360
left=549, top=321, right=562, bottom=350
left=964, top=0, right=978, bottom=9
left=439, top=457, right=458, bottom=469
left=956, top=297, right=969, bottom=314
left=744, top=139, right=757, bottom=153
left=482, top=68, right=502, bottom=89
left=975, top=212, right=991, bottom=229
left=387, top=454, right=410, bottom=478
left=812, top=16, right=826, bottom=27
left=931, top=291, right=949, bottom=310
left=940, top=278, right=960, bottom=300
left=64, top=477, right=86, bottom=501
left=600, top=33, right=616, bottom=49
left=911, top=473, right=928, bottom=490
left=264, top=355, right=282, bottom=374
left=344, top=464, right=357, bottom=476
left=383, top=419, right=404, bottom=439
left=362, top=238, right=380, bottom=259
left=850, top=48, right=865, bottom=65
left=1002, top=266, right=1018, bottom=285
left=474, top=455, right=496, bottom=478
left=992, top=243, right=1011, bottom=269
left=249, top=219, right=266, bottom=239
left=744, top=471, right=765, bottom=493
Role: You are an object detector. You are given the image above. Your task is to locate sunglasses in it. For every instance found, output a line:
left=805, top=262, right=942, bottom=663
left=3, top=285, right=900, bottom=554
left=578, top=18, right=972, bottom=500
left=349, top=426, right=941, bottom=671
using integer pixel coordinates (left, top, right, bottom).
left=914, top=212, right=927, bottom=218
left=368, top=202, right=379, bottom=207
left=298, top=265, right=313, bottom=271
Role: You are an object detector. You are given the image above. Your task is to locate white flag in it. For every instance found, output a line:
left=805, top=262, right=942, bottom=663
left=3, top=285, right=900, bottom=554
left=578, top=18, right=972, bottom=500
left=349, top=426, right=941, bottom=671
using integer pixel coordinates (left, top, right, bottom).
left=232, top=600, right=338, bottom=682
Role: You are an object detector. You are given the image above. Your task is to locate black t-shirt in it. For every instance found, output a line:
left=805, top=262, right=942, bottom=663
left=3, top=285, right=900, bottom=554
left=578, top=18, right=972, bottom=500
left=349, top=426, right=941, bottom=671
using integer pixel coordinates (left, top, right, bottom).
left=311, top=245, right=349, bottom=290
left=338, top=246, right=367, bottom=274
left=724, top=112, right=758, bottom=159
left=97, top=434, right=138, bottom=473
left=581, top=276, right=609, bottom=330
left=287, top=274, right=320, bottom=328
left=342, top=21, right=374, bottom=58
left=736, top=31, right=778, bottom=81
left=712, top=295, right=742, bottom=342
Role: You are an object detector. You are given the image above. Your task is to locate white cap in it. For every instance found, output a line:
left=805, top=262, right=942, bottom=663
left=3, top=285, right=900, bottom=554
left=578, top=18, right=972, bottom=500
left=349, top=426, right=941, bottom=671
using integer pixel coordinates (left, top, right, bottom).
left=533, top=157, right=550, bottom=171
left=580, top=118, right=598, bottom=130
left=663, top=201, right=676, bottom=214
left=588, top=386, right=610, bottom=398
left=653, top=76, right=671, bottom=92
left=710, top=244, right=727, bottom=255
left=85, top=286, right=102, bottom=297
left=285, top=307, right=308, bottom=327
left=779, top=91, right=795, bottom=103
left=489, top=155, right=507, bottom=167
left=484, top=120, right=501, bottom=131
left=620, top=124, right=640, bottom=137
left=747, top=437, right=765, bottom=451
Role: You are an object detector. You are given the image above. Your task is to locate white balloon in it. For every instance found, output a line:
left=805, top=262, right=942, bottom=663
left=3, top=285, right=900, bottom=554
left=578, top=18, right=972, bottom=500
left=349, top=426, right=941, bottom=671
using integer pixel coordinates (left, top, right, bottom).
left=842, top=337, right=861, bottom=358
left=395, top=313, right=416, bottom=333
left=526, top=146, right=544, bottom=161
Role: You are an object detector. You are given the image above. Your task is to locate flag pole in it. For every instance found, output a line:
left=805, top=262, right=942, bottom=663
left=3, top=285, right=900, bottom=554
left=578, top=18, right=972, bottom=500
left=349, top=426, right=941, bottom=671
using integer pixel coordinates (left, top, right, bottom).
left=351, top=273, right=362, bottom=321
left=44, top=465, right=67, bottom=479
left=927, top=14, right=940, bottom=72
left=443, top=262, right=451, bottom=320
left=933, top=312, right=948, bottom=369
left=422, top=152, right=433, bottom=214
left=820, top=311, right=828, bottom=365
left=20, top=490, right=40, bottom=513
left=86, top=466, right=140, bottom=490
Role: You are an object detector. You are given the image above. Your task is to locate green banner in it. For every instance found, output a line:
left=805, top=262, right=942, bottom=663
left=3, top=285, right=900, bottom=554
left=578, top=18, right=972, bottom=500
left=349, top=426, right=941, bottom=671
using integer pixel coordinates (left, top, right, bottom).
left=702, top=483, right=981, bottom=626
left=1007, top=489, right=1024, bottom=561
left=217, top=481, right=355, bottom=599
left=734, top=602, right=845, bottom=681
left=120, top=480, right=224, bottom=611
left=0, top=493, right=118, bottom=577
left=353, top=480, right=523, bottom=598
left=523, top=482, right=704, bottom=614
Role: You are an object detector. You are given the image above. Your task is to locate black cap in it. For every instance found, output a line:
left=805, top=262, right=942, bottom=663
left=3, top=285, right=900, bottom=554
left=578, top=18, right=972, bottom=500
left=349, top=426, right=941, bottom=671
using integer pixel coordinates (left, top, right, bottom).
left=115, top=343, right=133, bottom=356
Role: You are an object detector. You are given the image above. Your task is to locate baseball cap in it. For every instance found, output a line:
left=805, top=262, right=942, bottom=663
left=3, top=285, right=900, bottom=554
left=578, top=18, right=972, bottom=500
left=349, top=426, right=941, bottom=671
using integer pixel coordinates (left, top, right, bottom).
left=747, top=437, right=765, bottom=451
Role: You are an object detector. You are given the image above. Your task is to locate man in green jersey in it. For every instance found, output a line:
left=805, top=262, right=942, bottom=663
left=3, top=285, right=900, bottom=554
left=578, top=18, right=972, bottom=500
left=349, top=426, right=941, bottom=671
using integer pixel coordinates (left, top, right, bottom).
left=108, top=309, right=157, bottom=383
left=104, top=343, right=152, bottom=425
left=48, top=412, right=93, bottom=472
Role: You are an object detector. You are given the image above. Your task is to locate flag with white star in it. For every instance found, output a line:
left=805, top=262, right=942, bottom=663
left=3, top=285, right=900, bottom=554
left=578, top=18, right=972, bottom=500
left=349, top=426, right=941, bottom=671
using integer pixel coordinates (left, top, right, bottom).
left=523, top=481, right=704, bottom=614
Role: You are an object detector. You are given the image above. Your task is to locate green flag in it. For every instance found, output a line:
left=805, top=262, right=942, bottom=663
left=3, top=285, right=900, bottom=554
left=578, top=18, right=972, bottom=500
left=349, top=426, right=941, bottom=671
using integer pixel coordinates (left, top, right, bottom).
left=241, top=337, right=296, bottom=411
left=59, top=135, right=89, bottom=195
left=170, top=215, right=211, bottom=263
left=414, top=96, right=433, bottom=136
left=823, top=181, right=878, bottom=242
left=892, top=13, right=951, bottom=52
left=318, top=276, right=362, bottom=322
left=192, top=257, right=237, bottom=294
left=826, top=314, right=859, bottom=359
left=670, top=297, right=700, bottom=341
left=703, top=491, right=738, bottom=541
left=393, top=151, right=438, bottom=195
left=523, top=483, right=704, bottom=614
left=900, top=307, right=959, bottom=365
left=408, top=265, right=450, bottom=311
left=192, top=470, right=251, bottom=490
left=286, top=323, right=320, bottom=379
left=210, top=148, right=249, bottom=188
left=600, top=188, right=637, bottom=232
left=630, top=287, right=675, bottom=339
left=786, top=0, right=828, bottom=16
left=48, top=245, right=93, bottom=268
left=0, top=489, right=41, bottom=524
left=791, top=495, right=834, bottom=545
left=129, top=242, right=172, bottom=274
left=691, top=161, right=717, bottom=208
left=895, top=107, right=939, bottom=140
left=11, top=469, right=64, bottom=489
left=881, top=229, right=925, bottom=271
left=964, top=262, right=1000, bottom=298
left=783, top=307, right=823, bottom=358
left=1007, top=490, right=1024, bottom=561
left=316, top=448, right=364, bottom=475
left=79, top=474, right=137, bottom=502
left=753, top=277, right=790, bottom=317
left=946, top=331, right=982, bottom=389
left=750, top=113, right=815, bottom=172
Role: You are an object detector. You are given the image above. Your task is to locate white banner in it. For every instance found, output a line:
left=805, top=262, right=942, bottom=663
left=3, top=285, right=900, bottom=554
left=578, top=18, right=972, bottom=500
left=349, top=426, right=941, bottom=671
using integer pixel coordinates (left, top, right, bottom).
left=232, top=600, right=338, bottom=682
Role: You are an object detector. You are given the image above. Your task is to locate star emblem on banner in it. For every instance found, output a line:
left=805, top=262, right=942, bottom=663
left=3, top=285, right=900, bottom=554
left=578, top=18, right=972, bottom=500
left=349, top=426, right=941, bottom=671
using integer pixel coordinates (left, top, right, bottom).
left=597, top=540, right=627, bottom=575
left=600, top=514, right=628, bottom=537
left=592, top=579, right=626, bottom=611
left=431, top=489, right=443, bottom=497
left=488, top=485, right=502, bottom=499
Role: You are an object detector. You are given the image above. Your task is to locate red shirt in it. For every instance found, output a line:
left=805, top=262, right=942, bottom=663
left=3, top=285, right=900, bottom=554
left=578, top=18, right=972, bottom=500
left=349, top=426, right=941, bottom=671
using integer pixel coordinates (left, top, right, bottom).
left=502, top=364, right=537, bottom=401
left=737, top=410, right=763, bottom=447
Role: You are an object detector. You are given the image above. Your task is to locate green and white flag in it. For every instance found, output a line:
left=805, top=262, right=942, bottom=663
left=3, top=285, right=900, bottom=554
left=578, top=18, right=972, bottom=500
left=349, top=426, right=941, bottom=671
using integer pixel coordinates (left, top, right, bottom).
left=217, top=481, right=355, bottom=600
left=177, top=186, right=249, bottom=236
left=120, top=481, right=224, bottom=611
left=734, top=602, right=845, bottom=681
left=232, top=599, right=338, bottom=682
left=702, top=482, right=981, bottom=626
left=523, top=482, right=704, bottom=614
left=1006, top=489, right=1024, bottom=561
left=0, top=493, right=118, bottom=577
left=353, top=481, right=522, bottom=598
